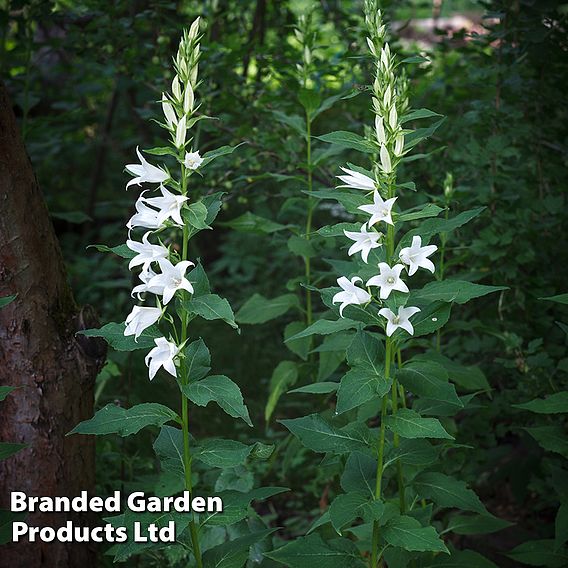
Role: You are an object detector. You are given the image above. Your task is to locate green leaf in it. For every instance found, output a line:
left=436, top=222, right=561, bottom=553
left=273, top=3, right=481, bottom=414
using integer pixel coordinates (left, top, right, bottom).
left=514, top=392, right=568, bottom=414
left=153, top=426, right=185, bottom=479
left=415, top=352, right=491, bottom=392
left=195, top=439, right=253, bottom=468
left=507, top=539, right=568, bottom=567
left=236, top=293, right=300, bottom=324
left=286, top=318, right=360, bottom=341
left=188, top=262, right=211, bottom=295
left=383, top=515, right=448, bottom=553
left=0, top=510, right=26, bottom=545
left=203, top=528, right=277, bottom=568
left=317, top=130, right=377, bottom=153
left=222, top=211, right=288, bottom=234
left=265, top=361, right=298, bottom=423
left=69, top=403, right=179, bottom=437
left=272, top=111, right=306, bottom=136
left=411, top=303, right=452, bottom=337
left=298, top=88, right=322, bottom=117
left=0, top=295, right=17, bottom=309
left=386, top=439, right=440, bottom=468
left=445, top=513, right=513, bottom=535
left=201, top=144, right=243, bottom=167
left=0, top=386, right=16, bottom=402
left=414, top=472, right=488, bottom=514
left=526, top=426, right=568, bottom=457
left=401, top=108, right=443, bottom=123
left=265, top=534, right=367, bottom=568
left=183, top=338, right=211, bottom=382
left=426, top=550, right=499, bottom=567
left=181, top=375, right=252, bottom=426
left=328, top=492, right=384, bottom=535
left=0, top=442, right=27, bottom=460
left=336, top=369, right=391, bottom=415
left=556, top=503, right=568, bottom=549
left=398, top=203, right=443, bottom=222
left=288, top=235, right=316, bottom=258
left=78, top=322, right=161, bottom=351
left=51, top=210, right=92, bottom=224
left=385, top=408, right=453, bottom=439
left=396, top=361, right=462, bottom=408
left=540, top=293, right=568, bottom=305
left=88, top=243, right=136, bottom=259
left=412, top=280, right=507, bottom=305
left=284, top=321, right=311, bottom=360
left=289, top=382, right=339, bottom=394
left=201, top=487, right=288, bottom=527
left=144, top=146, right=178, bottom=156
left=340, top=451, right=376, bottom=495
left=185, top=294, right=238, bottom=329
left=183, top=201, right=209, bottom=230
left=404, top=118, right=445, bottom=150
left=280, top=414, right=370, bottom=454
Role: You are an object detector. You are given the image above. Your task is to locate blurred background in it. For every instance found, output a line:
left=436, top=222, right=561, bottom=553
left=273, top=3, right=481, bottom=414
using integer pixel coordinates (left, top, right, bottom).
left=2, top=0, right=568, bottom=566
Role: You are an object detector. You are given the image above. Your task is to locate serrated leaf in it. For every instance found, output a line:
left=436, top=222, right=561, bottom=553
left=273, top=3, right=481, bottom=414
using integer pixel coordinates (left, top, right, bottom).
left=412, top=303, right=452, bottom=337
left=540, top=293, right=568, bottom=305
left=265, top=534, right=367, bottom=568
left=181, top=375, right=252, bottom=426
left=336, top=369, right=391, bottom=415
left=203, top=528, right=277, bottom=568
left=507, top=539, right=568, bottom=567
left=201, top=144, right=243, bottom=167
left=185, top=294, right=237, bottom=329
left=183, top=201, right=209, bottom=230
left=384, top=408, right=453, bottom=439
left=0, top=387, right=16, bottom=402
left=328, top=492, right=384, bottom=535
left=412, top=280, right=507, bottom=305
left=445, top=513, right=513, bottom=535
left=195, top=439, right=253, bottom=468
left=426, top=550, right=499, bottom=567
left=153, top=425, right=186, bottom=480
left=183, top=338, right=211, bottom=382
left=78, top=322, right=161, bottom=351
left=222, top=211, right=288, bottom=234
left=398, top=203, right=443, bottom=222
left=284, top=321, right=311, bottom=360
left=286, top=318, right=360, bottom=341
left=317, top=130, right=377, bottom=153
left=526, top=426, right=568, bottom=457
left=289, top=382, right=339, bottom=394
left=514, top=392, right=568, bottom=414
left=70, top=403, right=179, bottom=437
left=401, top=108, right=443, bottom=123
left=236, top=293, right=299, bottom=324
left=383, top=515, right=448, bottom=553
left=280, top=414, right=370, bottom=454
left=0, top=442, right=27, bottom=460
left=414, top=472, right=487, bottom=514
left=88, top=243, right=136, bottom=258
left=0, top=295, right=17, bottom=308
left=288, top=235, right=316, bottom=258
left=340, top=451, right=376, bottom=495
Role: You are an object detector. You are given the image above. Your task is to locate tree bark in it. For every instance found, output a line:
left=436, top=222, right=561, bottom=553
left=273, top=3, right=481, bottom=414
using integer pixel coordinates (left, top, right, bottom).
left=0, top=82, right=105, bottom=567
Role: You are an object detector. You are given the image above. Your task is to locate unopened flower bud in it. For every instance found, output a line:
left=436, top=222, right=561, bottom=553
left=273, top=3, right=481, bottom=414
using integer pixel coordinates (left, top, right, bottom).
left=162, top=96, right=177, bottom=127
left=189, top=17, right=200, bottom=40
left=172, top=75, right=181, bottom=101
left=389, top=105, right=398, bottom=130
left=183, top=84, right=194, bottom=113
left=394, top=133, right=405, bottom=156
left=367, top=37, right=376, bottom=56
left=383, top=85, right=392, bottom=108
left=380, top=144, right=392, bottom=173
left=175, top=115, right=187, bottom=148
left=375, top=115, right=386, bottom=144
left=444, top=172, right=454, bottom=199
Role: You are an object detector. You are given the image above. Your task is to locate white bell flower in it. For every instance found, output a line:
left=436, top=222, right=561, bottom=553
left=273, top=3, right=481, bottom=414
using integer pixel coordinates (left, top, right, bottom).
left=145, top=337, right=180, bottom=380
left=332, top=276, right=371, bottom=317
left=184, top=151, right=203, bottom=170
left=144, top=185, right=189, bottom=226
left=358, top=191, right=397, bottom=227
left=147, top=258, right=195, bottom=304
left=336, top=167, right=376, bottom=191
left=127, top=232, right=169, bottom=271
left=399, top=236, right=438, bottom=276
left=131, top=267, right=162, bottom=299
left=125, top=147, right=168, bottom=189
left=343, top=222, right=382, bottom=263
left=379, top=306, right=421, bottom=337
left=127, top=195, right=161, bottom=232
left=124, top=305, right=161, bottom=340
left=367, top=263, right=409, bottom=299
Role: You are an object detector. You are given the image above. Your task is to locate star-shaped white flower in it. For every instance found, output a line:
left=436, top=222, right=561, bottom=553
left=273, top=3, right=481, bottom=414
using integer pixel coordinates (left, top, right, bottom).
left=399, top=236, right=438, bottom=276
left=184, top=151, right=203, bottom=170
left=131, top=267, right=162, bottom=299
left=367, top=263, right=409, bottom=300
left=127, top=195, right=161, bottom=232
left=124, top=306, right=161, bottom=340
left=127, top=232, right=169, bottom=271
left=332, top=276, right=371, bottom=317
left=336, top=167, right=376, bottom=191
left=144, top=185, right=189, bottom=226
left=125, top=147, right=168, bottom=189
left=358, top=191, right=397, bottom=227
left=343, top=222, right=382, bottom=263
left=145, top=337, right=180, bottom=380
left=379, top=306, right=421, bottom=337
left=147, top=258, right=195, bottom=304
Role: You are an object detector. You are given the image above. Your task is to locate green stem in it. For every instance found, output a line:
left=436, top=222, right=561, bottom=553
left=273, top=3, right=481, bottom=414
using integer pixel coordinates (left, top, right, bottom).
left=392, top=356, right=406, bottom=513
left=371, top=338, right=392, bottom=567
left=436, top=205, right=449, bottom=352
left=304, top=112, right=314, bottom=328
left=179, top=162, right=203, bottom=568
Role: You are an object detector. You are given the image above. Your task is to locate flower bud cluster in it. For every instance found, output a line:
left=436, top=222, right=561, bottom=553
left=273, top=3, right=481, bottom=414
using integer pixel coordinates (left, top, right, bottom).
left=123, top=19, right=205, bottom=381
left=294, top=11, right=317, bottom=87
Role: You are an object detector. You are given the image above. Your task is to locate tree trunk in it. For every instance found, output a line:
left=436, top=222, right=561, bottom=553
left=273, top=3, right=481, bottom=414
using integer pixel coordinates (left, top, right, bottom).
left=0, top=82, right=105, bottom=567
